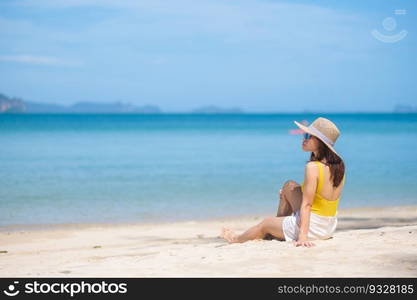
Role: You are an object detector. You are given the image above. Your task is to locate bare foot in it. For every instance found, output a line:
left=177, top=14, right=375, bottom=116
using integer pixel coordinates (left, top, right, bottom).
left=221, top=227, right=238, bottom=243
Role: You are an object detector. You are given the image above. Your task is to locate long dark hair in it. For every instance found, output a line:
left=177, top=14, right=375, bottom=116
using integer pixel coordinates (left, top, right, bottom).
left=309, top=137, right=345, bottom=188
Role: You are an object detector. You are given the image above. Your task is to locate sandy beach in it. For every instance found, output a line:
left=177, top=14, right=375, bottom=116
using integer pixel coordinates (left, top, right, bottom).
left=1, top=205, right=417, bottom=278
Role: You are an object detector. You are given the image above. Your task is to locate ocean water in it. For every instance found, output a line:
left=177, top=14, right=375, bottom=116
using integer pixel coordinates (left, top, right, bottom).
left=1, top=113, right=417, bottom=227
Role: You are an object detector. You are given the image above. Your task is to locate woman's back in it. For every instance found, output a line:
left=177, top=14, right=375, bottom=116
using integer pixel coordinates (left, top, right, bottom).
left=301, top=161, right=345, bottom=217
left=302, top=161, right=345, bottom=201
left=317, top=161, right=345, bottom=202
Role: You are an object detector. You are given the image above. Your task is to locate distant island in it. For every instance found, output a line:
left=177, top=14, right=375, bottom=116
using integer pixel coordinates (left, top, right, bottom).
left=393, top=104, right=417, bottom=113
left=0, top=92, right=244, bottom=114
left=0, top=93, right=26, bottom=113
left=2, top=92, right=416, bottom=114
left=0, top=93, right=162, bottom=114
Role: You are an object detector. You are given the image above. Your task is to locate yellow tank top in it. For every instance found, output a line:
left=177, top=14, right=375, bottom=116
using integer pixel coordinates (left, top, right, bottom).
left=301, top=161, right=346, bottom=217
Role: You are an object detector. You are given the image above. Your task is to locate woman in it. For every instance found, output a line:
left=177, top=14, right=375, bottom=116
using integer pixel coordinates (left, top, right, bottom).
left=221, top=117, right=346, bottom=247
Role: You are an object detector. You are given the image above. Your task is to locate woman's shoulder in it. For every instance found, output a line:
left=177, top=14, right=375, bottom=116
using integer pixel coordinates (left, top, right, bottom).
left=306, top=160, right=331, bottom=170
left=305, top=161, right=321, bottom=169
left=304, top=161, right=320, bottom=179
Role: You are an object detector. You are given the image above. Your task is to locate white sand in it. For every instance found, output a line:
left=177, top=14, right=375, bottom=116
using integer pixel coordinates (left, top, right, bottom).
left=1, top=205, right=416, bottom=277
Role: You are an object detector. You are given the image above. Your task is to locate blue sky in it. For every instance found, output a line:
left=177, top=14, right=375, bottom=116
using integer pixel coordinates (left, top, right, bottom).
left=0, top=0, right=416, bottom=112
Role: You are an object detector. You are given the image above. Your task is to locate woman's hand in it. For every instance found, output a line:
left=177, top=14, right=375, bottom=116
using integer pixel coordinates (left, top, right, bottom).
left=293, top=239, right=315, bottom=247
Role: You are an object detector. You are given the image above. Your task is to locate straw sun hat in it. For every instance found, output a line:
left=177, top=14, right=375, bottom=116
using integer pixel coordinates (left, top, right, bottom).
left=294, top=117, right=341, bottom=158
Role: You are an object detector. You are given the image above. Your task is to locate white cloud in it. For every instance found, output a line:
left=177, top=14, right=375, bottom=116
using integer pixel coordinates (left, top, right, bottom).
left=0, top=55, right=82, bottom=66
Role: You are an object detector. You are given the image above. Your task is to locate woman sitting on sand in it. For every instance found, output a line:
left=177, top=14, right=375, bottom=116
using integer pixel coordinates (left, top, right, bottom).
left=221, top=117, right=346, bottom=247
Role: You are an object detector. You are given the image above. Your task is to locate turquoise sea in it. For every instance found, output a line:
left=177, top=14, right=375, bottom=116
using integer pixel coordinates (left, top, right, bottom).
left=1, top=113, right=417, bottom=227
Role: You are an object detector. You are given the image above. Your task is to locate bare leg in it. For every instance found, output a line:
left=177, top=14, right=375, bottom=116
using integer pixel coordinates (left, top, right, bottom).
left=277, top=188, right=292, bottom=217
left=276, top=180, right=303, bottom=217
left=221, top=217, right=286, bottom=244
left=264, top=181, right=302, bottom=240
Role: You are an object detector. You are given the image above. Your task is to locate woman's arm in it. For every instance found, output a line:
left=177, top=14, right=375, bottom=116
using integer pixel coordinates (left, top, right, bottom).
left=294, top=162, right=318, bottom=247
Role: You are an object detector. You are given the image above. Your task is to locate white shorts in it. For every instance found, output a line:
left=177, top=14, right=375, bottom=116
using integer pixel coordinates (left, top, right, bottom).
left=282, top=210, right=338, bottom=241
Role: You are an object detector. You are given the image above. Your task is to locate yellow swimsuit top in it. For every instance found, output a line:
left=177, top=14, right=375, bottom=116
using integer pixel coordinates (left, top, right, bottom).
left=301, top=161, right=346, bottom=217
